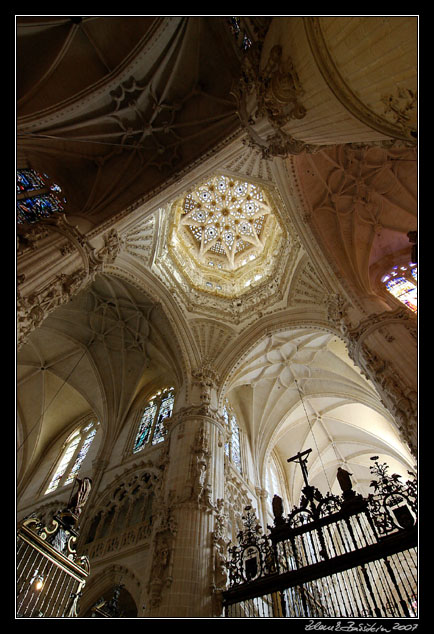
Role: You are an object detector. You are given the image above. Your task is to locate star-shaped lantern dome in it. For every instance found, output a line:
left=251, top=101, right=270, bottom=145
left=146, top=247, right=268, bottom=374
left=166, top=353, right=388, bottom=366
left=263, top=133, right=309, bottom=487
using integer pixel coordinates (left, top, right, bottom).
left=169, top=174, right=285, bottom=298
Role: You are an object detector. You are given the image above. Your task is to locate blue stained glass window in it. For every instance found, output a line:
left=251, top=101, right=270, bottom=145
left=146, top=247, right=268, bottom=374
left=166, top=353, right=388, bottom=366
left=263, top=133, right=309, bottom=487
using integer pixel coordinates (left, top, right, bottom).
left=133, top=388, right=175, bottom=452
left=17, top=168, right=65, bottom=224
left=16, top=168, right=46, bottom=194
left=133, top=403, right=157, bottom=453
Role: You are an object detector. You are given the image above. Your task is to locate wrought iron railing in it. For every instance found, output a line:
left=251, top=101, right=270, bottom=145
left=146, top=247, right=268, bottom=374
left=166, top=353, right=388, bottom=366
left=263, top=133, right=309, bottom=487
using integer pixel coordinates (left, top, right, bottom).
left=17, top=513, right=90, bottom=617
left=17, top=478, right=92, bottom=617
left=222, top=457, right=417, bottom=618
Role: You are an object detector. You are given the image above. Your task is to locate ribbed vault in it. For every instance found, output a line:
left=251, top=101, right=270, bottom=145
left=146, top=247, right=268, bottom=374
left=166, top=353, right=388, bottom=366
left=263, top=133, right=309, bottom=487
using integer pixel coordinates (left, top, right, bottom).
left=224, top=328, right=414, bottom=508
left=17, top=274, right=184, bottom=491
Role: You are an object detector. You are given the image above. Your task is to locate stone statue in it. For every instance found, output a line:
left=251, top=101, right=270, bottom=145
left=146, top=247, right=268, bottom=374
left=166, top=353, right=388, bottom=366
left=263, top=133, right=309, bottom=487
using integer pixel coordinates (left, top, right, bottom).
left=68, top=477, right=92, bottom=517
left=272, top=494, right=284, bottom=524
left=337, top=467, right=353, bottom=493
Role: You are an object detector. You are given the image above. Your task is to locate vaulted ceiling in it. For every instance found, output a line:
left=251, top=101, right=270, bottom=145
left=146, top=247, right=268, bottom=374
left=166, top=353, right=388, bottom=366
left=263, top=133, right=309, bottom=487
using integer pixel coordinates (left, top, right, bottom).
left=225, top=328, right=415, bottom=505
left=17, top=16, right=246, bottom=226
left=16, top=16, right=417, bottom=506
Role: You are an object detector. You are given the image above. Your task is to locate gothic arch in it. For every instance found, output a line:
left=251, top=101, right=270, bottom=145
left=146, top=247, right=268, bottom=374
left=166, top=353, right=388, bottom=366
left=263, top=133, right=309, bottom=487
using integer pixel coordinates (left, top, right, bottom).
left=78, top=563, right=141, bottom=617
left=79, top=461, right=161, bottom=551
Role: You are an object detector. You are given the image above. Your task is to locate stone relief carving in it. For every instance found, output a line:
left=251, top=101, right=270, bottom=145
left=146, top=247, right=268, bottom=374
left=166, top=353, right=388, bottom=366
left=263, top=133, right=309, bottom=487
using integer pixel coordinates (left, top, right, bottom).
left=210, top=498, right=229, bottom=615
left=233, top=43, right=319, bottom=158
left=381, top=87, right=417, bottom=137
left=254, top=44, right=307, bottom=127
left=303, top=17, right=417, bottom=145
left=17, top=216, right=123, bottom=348
left=191, top=363, right=220, bottom=406
left=327, top=298, right=417, bottom=455
left=358, top=343, right=417, bottom=454
left=90, top=228, right=123, bottom=265
left=189, top=423, right=212, bottom=507
left=17, top=268, right=89, bottom=346
left=147, top=504, right=177, bottom=608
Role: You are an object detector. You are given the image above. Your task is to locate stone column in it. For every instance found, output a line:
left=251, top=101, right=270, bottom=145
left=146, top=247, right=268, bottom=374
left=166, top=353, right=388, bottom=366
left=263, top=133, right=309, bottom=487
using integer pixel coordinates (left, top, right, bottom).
left=328, top=296, right=417, bottom=457
left=145, top=369, right=227, bottom=618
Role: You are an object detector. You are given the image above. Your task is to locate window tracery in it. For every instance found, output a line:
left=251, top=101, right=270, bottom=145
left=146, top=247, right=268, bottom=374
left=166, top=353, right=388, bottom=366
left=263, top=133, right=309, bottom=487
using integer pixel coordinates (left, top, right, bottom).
left=17, top=168, right=66, bottom=224
left=82, top=471, right=157, bottom=552
left=179, top=175, right=272, bottom=272
left=381, top=263, right=417, bottom=313
left=45, top=420, right=100, bottom=495
left=133, top=387, right=175, bottom=453
left=168, top=173, right=286, bottom=300
left=223, top=400, right=243, bottom=474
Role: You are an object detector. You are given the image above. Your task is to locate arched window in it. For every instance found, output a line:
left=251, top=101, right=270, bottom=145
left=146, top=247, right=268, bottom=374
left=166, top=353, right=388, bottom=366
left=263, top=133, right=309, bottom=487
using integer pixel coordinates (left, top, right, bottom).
left=45, top=420, right=100, bottom=495
left=133, top=387, right=175, bottom=453
left=17, top=168, right=66, bottom=225
left=223, top=399, right=242, bottom=474
left=382, top=262, right=417, bottom=313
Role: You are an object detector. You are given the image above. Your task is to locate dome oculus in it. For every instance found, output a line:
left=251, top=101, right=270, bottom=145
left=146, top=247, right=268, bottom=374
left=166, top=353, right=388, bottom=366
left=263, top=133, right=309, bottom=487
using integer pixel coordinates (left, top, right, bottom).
left=179, top=175, right=273, bottom=271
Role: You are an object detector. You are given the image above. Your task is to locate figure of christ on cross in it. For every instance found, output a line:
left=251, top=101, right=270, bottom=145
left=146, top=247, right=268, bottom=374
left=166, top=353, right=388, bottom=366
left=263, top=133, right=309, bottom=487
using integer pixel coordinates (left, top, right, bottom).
left=287, top=448, right=312, bottom=487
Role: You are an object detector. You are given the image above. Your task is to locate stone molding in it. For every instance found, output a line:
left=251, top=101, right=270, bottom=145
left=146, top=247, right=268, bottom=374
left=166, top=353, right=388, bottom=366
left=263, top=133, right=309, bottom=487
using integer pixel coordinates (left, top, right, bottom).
left=303, top=17, right=417, bottom=144
left=327, top=296, right=417, bottom=454
left=232, top=42, right=321, bottom=158
left=17, top=214, right=123, bottom=348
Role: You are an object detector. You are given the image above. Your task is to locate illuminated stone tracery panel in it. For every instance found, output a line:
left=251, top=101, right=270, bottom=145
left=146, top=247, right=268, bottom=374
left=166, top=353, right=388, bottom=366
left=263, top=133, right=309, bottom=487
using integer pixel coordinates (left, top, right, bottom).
left=180, top=175, right=272, bottom=270
left=169, top=174, right=285, bottom=298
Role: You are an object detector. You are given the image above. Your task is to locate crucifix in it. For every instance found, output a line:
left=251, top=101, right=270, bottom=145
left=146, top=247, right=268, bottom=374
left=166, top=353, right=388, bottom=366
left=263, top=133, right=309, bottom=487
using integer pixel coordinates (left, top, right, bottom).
left=287, top=448, right=312, bottom=488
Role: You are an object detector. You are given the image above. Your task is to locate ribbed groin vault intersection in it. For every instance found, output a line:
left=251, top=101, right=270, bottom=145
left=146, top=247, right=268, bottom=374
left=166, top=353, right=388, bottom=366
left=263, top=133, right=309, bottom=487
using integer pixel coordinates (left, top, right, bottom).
left=17, top=16, right=417, bottom=619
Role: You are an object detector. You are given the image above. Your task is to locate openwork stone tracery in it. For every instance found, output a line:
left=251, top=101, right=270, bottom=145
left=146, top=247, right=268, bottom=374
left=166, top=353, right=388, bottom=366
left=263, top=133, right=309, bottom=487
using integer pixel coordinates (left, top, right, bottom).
left=169, top=173, right=286, bottom=300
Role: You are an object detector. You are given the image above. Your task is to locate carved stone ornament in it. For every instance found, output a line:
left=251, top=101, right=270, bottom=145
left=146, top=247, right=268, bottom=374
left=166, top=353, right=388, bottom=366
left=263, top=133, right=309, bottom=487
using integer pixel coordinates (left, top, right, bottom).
left=325, top=297, right=417, bottom=455
left=90, top=228, right=123, bottom=265
left=233, top=43, right=319, bottom=158
left=359, top=343, right=417, bottom=454
left=381, top=87, right=417, bottom=137
left=17, top=217, right=123, bottom=348
left=191, top=364, right=220, bottom=406
left=17, top=268, right=88, bottom=346
left=147, top=505, right=177, bottom=609
left=254, top=44, right=307, bottom=127
left=187, top=423, right=213, bottom=507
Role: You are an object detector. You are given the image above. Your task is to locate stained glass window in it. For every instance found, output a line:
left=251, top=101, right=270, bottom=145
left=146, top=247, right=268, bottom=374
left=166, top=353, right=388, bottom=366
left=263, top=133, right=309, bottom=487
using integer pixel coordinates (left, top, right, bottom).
left=223, top=399, right=242, bottom=474
left=133, top=402, right=158, bottom=453
left=133, top=388, right=175, bottom=453
left=45, top=421, right=99, bottom=494
left=382, top=263, right=417, bottom=313
left=16, top=168, right=65, bottom=225
left=227, top=17, right=252, bottom=50
left=64, top=428, right=97, bottom=485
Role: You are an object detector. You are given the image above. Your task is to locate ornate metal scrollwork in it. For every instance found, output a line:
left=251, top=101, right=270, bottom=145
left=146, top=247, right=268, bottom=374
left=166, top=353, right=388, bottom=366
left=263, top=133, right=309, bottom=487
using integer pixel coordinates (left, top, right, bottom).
left=367, top=456, right=417, bottom=536
left=226, top=506, right=276, bottom=587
